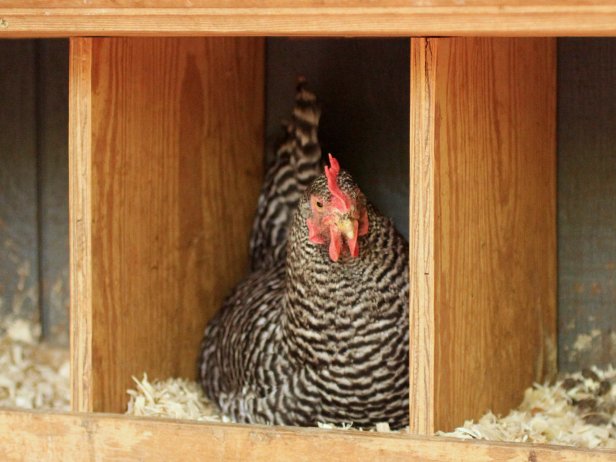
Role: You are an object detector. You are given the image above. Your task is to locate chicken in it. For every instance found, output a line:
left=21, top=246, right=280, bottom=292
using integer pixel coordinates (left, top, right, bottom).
left=198, top=85, right=409, bottom=429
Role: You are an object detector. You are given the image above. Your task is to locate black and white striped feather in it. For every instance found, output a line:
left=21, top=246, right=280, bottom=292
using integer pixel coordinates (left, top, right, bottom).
left=249, top=79, right=322, bottom=271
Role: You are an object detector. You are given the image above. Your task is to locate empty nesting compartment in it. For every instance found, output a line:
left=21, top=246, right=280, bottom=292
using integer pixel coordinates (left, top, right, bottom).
left=0, top=39, right=69, bottom=411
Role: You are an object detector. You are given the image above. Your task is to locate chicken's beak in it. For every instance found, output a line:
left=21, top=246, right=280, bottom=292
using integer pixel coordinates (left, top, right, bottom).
left=337, top=218, right=355, bottom=241
left=336, top=217, right=360, bottom=258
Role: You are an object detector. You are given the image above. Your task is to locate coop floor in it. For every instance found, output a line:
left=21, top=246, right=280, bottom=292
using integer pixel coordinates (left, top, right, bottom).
left=0, top=319, right=69, bottom=411
left=125, top=366, right=616, bottom=449
left=1, top=320, right=613, bottom=450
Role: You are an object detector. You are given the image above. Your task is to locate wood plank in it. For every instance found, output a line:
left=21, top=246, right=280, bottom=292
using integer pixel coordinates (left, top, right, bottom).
left=558, top=38, right=616, bottom=371
left=409, top=38, right=557, bottom=433
left=37, top=39, right=70, bottom=346
left=1, top=3, right=616, bottom=37
left=8, top=0, right=616, bottom=6
left=69, top=37, right=264, bottom=413
left=0, top=409, right=614, bottom=462
left=409, top=37, right=436, bottom=435
left=0, top=41, right=40, bottom=331
left=69, top=37, right=93, bottom=412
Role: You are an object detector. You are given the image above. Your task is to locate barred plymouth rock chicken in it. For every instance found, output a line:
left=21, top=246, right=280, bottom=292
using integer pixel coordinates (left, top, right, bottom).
left=198, top=82, right=409, bottom=429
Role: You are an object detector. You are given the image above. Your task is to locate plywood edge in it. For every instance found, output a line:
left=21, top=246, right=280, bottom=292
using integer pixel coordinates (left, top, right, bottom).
left=1, top=6, right=616, bottom=37
left=68, top=37, right=93, bottom=413
left=0, top=409, right=613, bottom=462
left=409, top=37, right=437, bottom=435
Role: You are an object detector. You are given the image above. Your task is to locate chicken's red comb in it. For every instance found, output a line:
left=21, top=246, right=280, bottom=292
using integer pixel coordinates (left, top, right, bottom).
left=325, top=154, right=351, bottom=212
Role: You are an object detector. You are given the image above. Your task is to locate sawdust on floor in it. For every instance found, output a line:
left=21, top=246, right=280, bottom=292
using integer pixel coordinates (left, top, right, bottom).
left=125, top=366, right=616, bottom=448
left=0, top=318, right=69, bottom=410
left=0, top=317, right=613, bottom=448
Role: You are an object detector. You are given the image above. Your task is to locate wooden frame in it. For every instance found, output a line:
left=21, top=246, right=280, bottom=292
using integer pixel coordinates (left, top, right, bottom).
left=1, top=2, right=615, bottom=460
left=1, top=409, right=615, bottom=461
left=1, top=1, right=616, bottom=37
left=69, top=33, right=559, bottom=425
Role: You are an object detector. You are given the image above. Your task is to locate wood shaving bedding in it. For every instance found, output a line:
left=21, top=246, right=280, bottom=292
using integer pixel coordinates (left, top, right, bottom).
left=0, top=318, right=70, bottom=410
left=126, top=373, right=391, bottom=431
left=126, top=374, right=229, bottom=423
left=126, top=366, right=616, bottom=448
left=439, top=366, right=616, bottom=449
left=0, top=316, right=612, bottom=449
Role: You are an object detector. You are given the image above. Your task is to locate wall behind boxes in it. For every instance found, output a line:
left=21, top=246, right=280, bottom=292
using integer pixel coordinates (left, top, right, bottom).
left=0, top=41, right=38, bottom=334
left=0, top=38, right=614, bottom=370
left=0, top=40, right=68, bottom=345
left=558, top=39, right=616, bottom=371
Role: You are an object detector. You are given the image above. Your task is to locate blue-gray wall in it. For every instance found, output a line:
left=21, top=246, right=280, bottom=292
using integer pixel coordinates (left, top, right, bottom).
left=0, top=39, right=69, bottom=345
left=558, top=39, right=616, bottom=371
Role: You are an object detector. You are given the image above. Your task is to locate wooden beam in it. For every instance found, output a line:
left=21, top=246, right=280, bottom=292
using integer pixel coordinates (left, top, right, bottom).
left=0, top=409, right=613, bottom=462
left=2, top=2, right=616, bottom=37
left=69, top=37, right=93, bottom=413
left=409, top=37, right=437, bottom=436
left=409, top=37, right=557, bottom=433
left=69, top=37, right=264, bottom=413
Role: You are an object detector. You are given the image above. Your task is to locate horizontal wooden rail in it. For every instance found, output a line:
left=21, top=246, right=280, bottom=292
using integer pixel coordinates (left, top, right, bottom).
left=0, top=409, right=614, bottom=461
left=1, top=3, right=616, bottom=37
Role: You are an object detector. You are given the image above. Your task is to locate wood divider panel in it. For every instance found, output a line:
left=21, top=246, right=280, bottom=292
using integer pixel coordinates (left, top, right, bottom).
left=410, top=37, right=557, bottom=433
left=1, top=409, right=614, bottom=462
left=69, top=37, right=264, bottom=412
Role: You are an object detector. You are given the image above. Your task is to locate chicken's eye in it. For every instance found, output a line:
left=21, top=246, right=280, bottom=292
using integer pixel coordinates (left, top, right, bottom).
left=311, top=196, right=324, bottom=210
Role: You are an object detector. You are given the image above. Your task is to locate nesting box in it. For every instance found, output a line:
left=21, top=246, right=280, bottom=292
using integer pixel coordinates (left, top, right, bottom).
left=1, top=2, right=616, bottom=460
left=67, top=36, right=556, bottom=434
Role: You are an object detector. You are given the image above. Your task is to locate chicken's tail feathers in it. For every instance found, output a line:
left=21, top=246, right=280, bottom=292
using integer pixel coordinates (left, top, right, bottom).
left=249, top=78, right=323, bottom=271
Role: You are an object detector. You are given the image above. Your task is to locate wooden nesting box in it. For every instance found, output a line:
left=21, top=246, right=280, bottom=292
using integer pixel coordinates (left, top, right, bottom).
left=1, top=2, right=616, bottom=461
left=70, top=36, right=557, bottom=431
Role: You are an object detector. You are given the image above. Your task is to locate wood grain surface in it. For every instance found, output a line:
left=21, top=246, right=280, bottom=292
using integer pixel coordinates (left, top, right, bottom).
left=8, top=0, right=616, bottom=6
left=0, top=409, right=614, bottom=462
left=69, top=37, right=263, bottom=412
left=410, top=37, right=557, bottom=433
left=409, top=37, right=437, bottom=436
left=69, top=37, right=94, bottom=413
left=1, top=2, right=616, bottom=37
